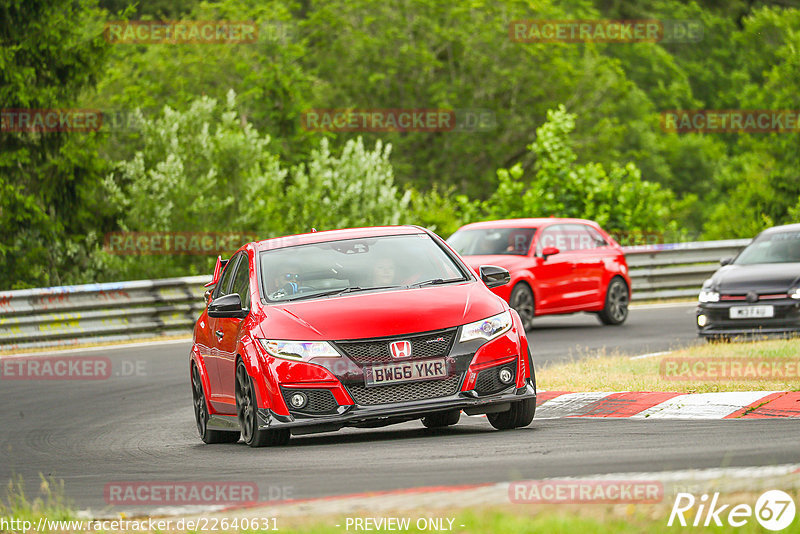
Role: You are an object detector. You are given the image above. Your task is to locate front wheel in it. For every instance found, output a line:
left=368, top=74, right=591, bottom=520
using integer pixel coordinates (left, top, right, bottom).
left=597, top=277, right=629, bottom=325
left=509, top=283, right=535, bottom=331
left=487, top=397, right=536, bottom=430
left=235, top=361, right=290, bottom=447
left=192, top=364, right=240, bottom=444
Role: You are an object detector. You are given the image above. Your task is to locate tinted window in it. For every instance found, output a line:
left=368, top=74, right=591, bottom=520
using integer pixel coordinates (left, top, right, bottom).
left=583, top=225, right=609, bottom=248
left=231, top=253, right=251, bottom=308
left=734, top=231, right=800, bottom=265
left=259, top=234, right=469, bottom=302
left=447, top=227, right=536, bottom=256
left=538, top=224, right=599, bottom=252
left=214, top=253, right=241, bottom=297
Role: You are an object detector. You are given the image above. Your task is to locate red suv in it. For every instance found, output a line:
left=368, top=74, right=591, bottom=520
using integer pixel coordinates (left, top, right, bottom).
left=191, top=226, right=536, bottom=447
left=447, top=218, right=631, bottom=329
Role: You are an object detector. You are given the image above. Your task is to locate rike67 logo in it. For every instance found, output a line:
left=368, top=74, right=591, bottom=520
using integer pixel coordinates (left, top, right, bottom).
left=669, top=490, right=796, bottom=531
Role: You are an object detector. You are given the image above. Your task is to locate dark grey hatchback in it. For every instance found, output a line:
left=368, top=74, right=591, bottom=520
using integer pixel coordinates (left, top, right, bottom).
left=696, top=223, right=800, bottom=339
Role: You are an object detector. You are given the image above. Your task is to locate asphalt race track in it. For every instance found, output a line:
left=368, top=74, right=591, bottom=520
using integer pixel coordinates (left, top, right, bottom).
left=4, top=303, right=799, bottom=513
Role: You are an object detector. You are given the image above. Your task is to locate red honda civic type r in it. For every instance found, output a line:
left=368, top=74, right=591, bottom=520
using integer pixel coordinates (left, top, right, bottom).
left=190, top=226, right=537, bottom=447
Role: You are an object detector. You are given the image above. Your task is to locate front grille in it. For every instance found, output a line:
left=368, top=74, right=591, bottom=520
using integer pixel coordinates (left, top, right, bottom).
left=335, top=328, right=457, bottom=364
left=280, top=388, right=339, bottom=415
left=720, top=293, right=790, bottom=301
left=346, top=375, right=462, bottom=406
left=475, top=365, right=516, bottom=395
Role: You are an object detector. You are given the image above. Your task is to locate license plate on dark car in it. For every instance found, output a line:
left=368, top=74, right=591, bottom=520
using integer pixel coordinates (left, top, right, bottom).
left=364, top=358, right=447, bottom=387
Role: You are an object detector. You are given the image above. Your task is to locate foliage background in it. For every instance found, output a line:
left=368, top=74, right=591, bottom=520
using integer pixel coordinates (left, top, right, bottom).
left=2, top=0, right=800, bottom=288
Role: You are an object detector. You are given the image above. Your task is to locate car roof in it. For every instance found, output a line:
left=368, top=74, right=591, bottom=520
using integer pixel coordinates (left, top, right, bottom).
left=761, top=223, right=800, bottom=235
left=255, top=225, right=427, bottom=251
left=456, top=218, right=600, bottom=230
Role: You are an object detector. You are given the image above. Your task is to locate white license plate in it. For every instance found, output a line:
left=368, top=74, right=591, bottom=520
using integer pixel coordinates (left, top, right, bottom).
left=729, top=305, right=774, bottom=319
left=364, top=358, right=447, bottom=387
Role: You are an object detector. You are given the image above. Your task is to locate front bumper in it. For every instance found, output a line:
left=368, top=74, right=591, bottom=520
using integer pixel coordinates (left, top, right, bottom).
left=696, top=299, right=800, bottom=337
left=257, top=382, right=536, bottom=435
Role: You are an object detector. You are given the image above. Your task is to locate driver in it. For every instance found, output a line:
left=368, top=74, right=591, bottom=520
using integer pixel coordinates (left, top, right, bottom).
left=371, top=257, right=397, bottom=286
left=269, top=266, right=300, bottom=297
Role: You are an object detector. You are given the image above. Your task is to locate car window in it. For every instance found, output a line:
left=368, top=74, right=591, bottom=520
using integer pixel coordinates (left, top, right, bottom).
left=538, top=224, right=600, bottom=252
left=231, top=253, right=251, bottom=309
left=734, top=231, right=800, bottom=265
left=259, top=233, right=469, bottom=302
left=448, top=227, right=536, bottom=256
left=583, top=225, right=609, bottom=248
left=214, top=253, right=241, bottom=298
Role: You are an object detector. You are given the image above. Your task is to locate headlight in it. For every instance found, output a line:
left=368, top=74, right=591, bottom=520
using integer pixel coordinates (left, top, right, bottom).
left=459, top=311, right=513, bottom=343
left=698, top=289, right=720, bottom=303
left=259, top=340, right=340, bottom=361
left=791, top=288, right=800, bottom=300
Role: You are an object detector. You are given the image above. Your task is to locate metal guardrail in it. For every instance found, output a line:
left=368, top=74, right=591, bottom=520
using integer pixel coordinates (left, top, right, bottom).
left=624, top=238, right=750, bottom=300
left=0, top=239, right=751, bottom=351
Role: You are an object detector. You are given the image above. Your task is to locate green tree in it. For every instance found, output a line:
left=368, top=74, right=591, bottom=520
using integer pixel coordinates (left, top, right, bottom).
left=0, top=0, right=111, bottom=289
left=284, top=137, right=411, bottom=233
left=103, top=91, right=286, bottom=279
left=484, top=106, right=676, bottom=236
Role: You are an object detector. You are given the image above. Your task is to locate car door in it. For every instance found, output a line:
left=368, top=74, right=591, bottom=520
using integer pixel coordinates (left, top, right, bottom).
left=532, top=224, right=579, bottom=311
left=204, top=253, right=239, bottom=402
left=579, top=224, right=614, bottom=306
left=560, top=223, right=605, bottom=307
left=215, top=251, right=251, bottom=410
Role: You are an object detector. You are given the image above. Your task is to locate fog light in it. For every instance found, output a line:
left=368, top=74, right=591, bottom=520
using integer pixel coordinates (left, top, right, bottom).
left=289, top=392, right=308, bottom=409
left=697, top=314, right=708, bottom=327
left=498, top=367, right=514, bottom=384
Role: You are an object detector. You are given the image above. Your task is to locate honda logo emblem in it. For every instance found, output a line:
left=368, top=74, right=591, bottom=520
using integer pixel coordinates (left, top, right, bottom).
left=389, top=340, right=412, bottom=359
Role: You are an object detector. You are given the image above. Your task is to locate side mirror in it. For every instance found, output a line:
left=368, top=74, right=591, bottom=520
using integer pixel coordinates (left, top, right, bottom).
left=208, top=293, right=248, bottom=319
left=479, top=265, right=511, bottom=289
left=720, top=257, right=733, bottom=266
left=541, top=246, right=560, bottom=260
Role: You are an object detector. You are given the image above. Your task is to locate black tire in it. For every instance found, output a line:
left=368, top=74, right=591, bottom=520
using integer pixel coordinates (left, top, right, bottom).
left=192, top=364, right=240, bottom=444
left=510, top=283, right=535, bottom=330
left=597, top=277, right=629, bottom=325
left=235, top=361, right=290, bottom=447
left=487, top=397, right=536, bottom=430
left=421, top=409, right=461, bottom=428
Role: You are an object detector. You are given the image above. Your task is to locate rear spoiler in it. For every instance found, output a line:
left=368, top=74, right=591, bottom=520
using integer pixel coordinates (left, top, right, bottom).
left=204, top=256, right=229, bottom=288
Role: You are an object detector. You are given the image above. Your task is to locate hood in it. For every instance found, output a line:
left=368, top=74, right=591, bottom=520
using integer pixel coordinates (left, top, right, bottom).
left=462, top=254, right=532, bottom=275
left=258, top=282, right=505, bottom=340
left=711, top=263, right=800, bottom=293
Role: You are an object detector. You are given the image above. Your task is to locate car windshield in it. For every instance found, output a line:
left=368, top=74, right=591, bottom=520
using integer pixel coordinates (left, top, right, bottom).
left=734, top=231, right=800, bottom=265
left=447, top=228, right=536, bottom=256
left=259, top=233, right=469, bottom=302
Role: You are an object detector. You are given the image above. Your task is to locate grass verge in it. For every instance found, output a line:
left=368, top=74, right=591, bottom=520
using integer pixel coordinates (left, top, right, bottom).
left=538, top=337, right=800, bottom=393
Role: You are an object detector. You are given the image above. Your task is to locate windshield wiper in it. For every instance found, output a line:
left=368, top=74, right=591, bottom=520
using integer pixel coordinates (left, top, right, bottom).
left=279, top=285, right=400, bottom=302
left=409, top=277, right=465, bottom=288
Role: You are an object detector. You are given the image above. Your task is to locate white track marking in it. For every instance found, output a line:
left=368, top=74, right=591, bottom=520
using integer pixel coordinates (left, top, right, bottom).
left=630, top=302, right=695, bottom=310
left=535, top=392, right=616, bottom=418
left=630, top=350, right=673, bottom=360
left=631, top=391, right=779, bottom=419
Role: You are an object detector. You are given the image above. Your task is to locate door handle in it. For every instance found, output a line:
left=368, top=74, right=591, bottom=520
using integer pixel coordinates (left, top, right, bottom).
left=215, top=330, right=224, bottom=339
